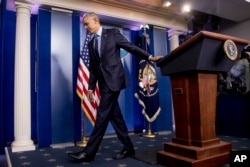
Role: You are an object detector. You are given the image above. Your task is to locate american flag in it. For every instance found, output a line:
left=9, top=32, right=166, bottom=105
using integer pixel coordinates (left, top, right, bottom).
left=76, top=32, right=100, bottom=126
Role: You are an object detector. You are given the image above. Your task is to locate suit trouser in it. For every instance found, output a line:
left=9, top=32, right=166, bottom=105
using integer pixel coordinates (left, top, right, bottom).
left=84, top=74, right=134, bottom=158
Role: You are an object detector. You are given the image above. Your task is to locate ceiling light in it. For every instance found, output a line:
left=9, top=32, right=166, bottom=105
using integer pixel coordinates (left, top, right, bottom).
left=140, top=24, right=149, bottom=30
left=163, top=1, right=172, bottom=7
left=182, top=4, right=191, bottom=13
left=245, top=0, right=250, bottom=2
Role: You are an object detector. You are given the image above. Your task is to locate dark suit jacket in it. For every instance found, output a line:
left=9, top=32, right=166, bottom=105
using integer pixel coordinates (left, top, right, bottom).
left=88, top=28, right=151, bottom=92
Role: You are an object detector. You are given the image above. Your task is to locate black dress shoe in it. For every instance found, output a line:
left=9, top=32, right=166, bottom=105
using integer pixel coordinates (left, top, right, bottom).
left=68, top=151, right=93, bottom=162
left=113, top=149, right=135, bottom=160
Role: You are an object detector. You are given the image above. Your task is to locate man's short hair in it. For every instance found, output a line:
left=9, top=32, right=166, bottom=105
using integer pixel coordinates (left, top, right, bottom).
left=83, top=12, right=100, bottom=22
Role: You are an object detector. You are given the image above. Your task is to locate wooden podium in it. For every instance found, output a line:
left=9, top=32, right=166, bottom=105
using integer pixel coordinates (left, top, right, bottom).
left=156, top=31, right=249, bottom=167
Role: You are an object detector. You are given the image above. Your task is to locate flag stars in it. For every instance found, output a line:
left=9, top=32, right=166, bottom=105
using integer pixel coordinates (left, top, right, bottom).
left=43, top=153, right=51, bottom=156
left=147, top=144, right=155, bottom=147
left=104, top=157, right=113, bottom=161
left=240, top=146, right=248, bottom=149
left=21, top=161, right=31, bottom=166
left=103, top=145, right=110, bottom=149
left=39, top=149, right=46, bottom=152
left=96, top=152, right=102, bottom=156
left=58, top=147, right=66, bottom=150
left=18, top=156, right=27, bottom=159
left=81, top=161, right=90, bottom=165
left=47, top=158, right=57, bottom=162
left=232, top=140, right=238, bottom=143
left=16, top=151, right=24, bottom=154
left=65, top=150, right=72, bottom=154
left=117, top=164, right=127, bottom=167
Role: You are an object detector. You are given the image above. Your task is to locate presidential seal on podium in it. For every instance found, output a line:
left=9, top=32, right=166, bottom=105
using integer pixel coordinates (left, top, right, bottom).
left=224, top=39, right=238, bottom=61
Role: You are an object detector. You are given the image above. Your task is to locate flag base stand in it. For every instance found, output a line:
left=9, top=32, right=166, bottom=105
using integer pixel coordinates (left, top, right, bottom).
left=141, top=131, right=157, bottom=138
left=76, top=137, right=88, bottom=147
left=76, top=112, right=88, bottom=147
left=141, top=121, right=157, bottom=138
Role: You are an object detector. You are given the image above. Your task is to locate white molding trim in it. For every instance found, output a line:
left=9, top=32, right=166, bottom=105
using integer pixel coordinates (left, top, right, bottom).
left=51, top=7, right=72, bottom=13
left=14, top=0, right=188, bottom=31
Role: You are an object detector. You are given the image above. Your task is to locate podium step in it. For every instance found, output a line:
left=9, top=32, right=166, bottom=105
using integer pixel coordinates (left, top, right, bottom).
left=157, top=141, right=232, bottom=167
left=157, top=151, right=230, bottom=167
left=163, top=141, right=232, bottom=159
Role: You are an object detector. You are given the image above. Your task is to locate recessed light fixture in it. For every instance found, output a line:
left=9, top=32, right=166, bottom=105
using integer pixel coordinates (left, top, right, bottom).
left=182, top=4, right=191, bottom=13
left=163, top=1, right=172, bottom=7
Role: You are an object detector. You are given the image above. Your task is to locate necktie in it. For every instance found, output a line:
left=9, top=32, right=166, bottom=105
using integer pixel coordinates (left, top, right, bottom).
left=94, top=34, right=99, bottom=57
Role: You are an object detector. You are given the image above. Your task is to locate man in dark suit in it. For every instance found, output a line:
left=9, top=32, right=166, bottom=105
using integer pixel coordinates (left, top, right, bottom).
left=68, top=12, right=163, bottom=162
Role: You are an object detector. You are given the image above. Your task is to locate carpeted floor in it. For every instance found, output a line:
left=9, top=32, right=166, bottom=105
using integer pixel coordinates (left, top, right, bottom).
left=4, top=132, right=250, bottom=167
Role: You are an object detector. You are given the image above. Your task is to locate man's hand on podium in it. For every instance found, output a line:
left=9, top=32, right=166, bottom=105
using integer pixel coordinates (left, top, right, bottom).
left=149, top=55, right=164, bottom=62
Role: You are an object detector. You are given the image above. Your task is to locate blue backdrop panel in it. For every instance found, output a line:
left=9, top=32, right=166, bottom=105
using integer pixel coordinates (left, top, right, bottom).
left=37, top=9, right=52, bottom=147
left=0, top=2, right=2, bottom=153
left=30, top=14, right=37, bottom=141
left=51, top=10, right=74, bottom=144
left=0, top=0, right=2, bottom=78
left=0, top=2, right=16, bottom=154
left=131, top=30, right=146, bottom=132
left=153, top=28, right=173, bottom=131
left=72, top=14, right=82, bottom=142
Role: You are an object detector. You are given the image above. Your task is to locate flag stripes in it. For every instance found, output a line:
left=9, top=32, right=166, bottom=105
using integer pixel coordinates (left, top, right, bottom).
left=76, top=32, right=100, bottom=126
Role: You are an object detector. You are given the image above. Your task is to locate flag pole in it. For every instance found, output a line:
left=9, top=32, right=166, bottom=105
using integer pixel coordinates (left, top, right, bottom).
left=76, top=110, right=88, bottom=147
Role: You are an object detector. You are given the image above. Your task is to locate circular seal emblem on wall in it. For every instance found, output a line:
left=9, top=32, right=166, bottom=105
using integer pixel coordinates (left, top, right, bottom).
left=223, top=39, right=238, bottom=61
